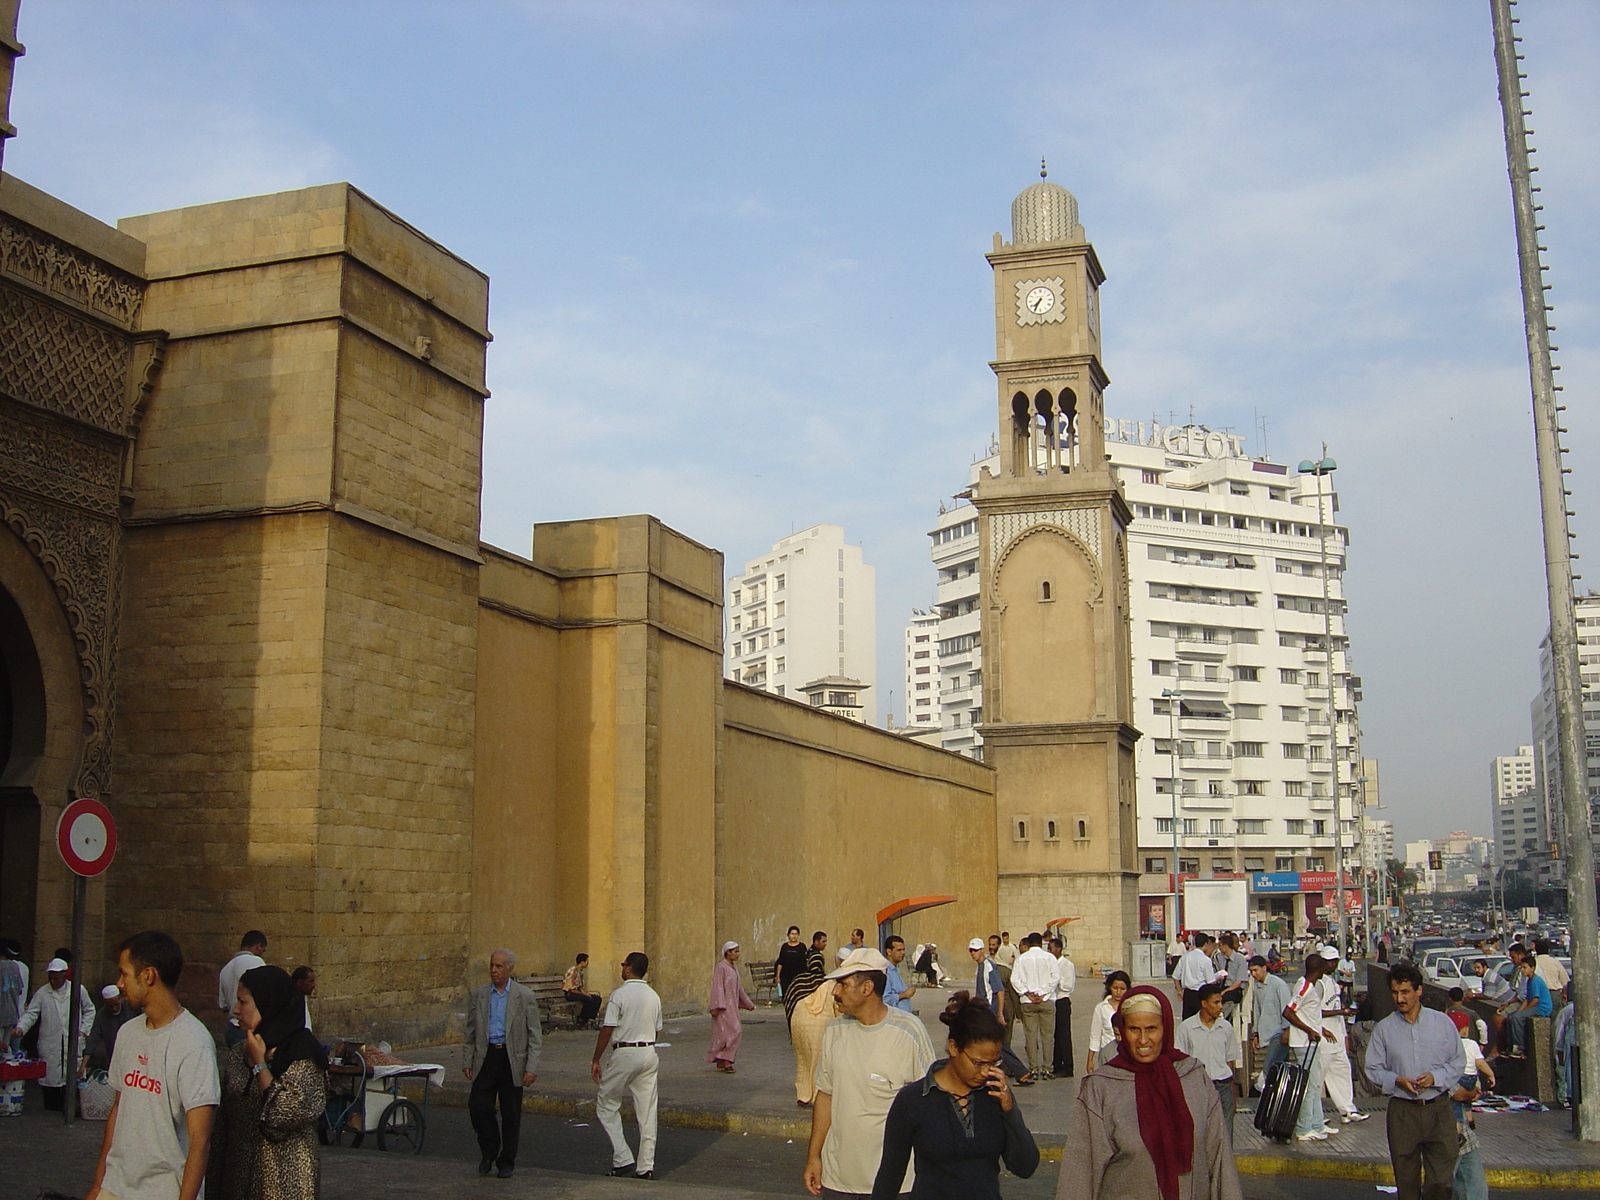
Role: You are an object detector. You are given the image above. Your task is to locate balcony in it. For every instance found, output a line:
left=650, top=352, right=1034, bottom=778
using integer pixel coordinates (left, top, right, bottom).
left=1307, top=759, right=1332, bottom=773
left=1305, top=685, right=1331, bottom=701
left=1178, top=752, right=1233, bottom=771
left=1177, top=715, right=1231, bottom=732
left=1175, top=639, right=1227, bottom=660
left=1173, top=676, right=1228, bottom=695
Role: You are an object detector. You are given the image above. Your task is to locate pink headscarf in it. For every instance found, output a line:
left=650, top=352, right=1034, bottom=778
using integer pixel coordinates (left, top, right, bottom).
left=1105, top=984, right=1194, bottom=1200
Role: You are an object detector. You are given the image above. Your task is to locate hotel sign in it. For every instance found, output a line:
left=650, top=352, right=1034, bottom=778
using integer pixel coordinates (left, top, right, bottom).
left=1103, top=418, right=1247, bottom=461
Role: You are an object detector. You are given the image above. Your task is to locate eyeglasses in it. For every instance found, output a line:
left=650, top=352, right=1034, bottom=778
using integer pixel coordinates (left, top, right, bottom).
left=960, top=1049, right=1003, bottom=1069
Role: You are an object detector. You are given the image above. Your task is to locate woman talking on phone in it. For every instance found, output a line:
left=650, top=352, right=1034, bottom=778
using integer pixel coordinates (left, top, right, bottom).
left=871, top=992, right=1039, bottom=1199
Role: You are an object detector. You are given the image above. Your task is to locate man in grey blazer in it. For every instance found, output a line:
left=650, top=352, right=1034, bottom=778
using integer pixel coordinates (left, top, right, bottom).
left=463, top=949, right=543, bottom=1177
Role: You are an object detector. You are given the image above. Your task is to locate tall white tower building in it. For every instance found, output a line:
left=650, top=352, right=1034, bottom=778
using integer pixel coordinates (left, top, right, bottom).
left=725, top=523, right=876, bottom=717
left=910, top=417, right=1367, bottom=938
left=1528, top=592, right=1600, bottom=876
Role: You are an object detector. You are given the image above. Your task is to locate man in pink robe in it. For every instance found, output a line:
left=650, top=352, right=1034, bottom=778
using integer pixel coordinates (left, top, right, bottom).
left=707, top=941, right=756, bottom=1072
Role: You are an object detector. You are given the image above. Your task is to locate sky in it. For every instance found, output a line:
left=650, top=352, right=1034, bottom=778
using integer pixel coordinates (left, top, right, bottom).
left=10, top=2, right=1597, bottom=844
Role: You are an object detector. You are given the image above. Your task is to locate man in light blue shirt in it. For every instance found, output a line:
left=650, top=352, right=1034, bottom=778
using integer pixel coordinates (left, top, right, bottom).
left=882, top=936, right=916, bottom=1013
left=1248, top=955, right=1292, bottom=1081
left=1365, top=962, right=1466, bottom=1200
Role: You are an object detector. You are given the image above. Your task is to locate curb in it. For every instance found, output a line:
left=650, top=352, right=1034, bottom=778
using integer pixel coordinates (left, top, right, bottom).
left=432, top=1089, right=1600, bottom=1189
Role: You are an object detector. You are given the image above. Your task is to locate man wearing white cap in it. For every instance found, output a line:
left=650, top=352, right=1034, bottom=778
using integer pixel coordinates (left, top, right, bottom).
left=969, top=938, right=1005, bottom=1018
left=86, top=983, right=139, bottom=1073
left=12, top=957, right=92, bottom=1112
left=1317, top=944, right=1368, bottom=1125
left=707, top=941, right=755, bottom=1073
left=803, top=947, right=934, bottom=1197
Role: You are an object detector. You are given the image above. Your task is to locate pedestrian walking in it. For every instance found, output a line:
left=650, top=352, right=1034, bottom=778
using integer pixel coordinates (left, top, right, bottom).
left=871, top=993, right=1038, bottom=1199
left=1316, top=946, right=1368, bottom=1125
left=462, top=949, right=542, bottom=1178
left=1364, top=962, right=1466, bottom=1200
left=787, top=932, right=834, bottom=1107
left=778, top=926, right=809, bottom=997
left=84, top=932, right=220, bottom=1200
left=1174, top=983, right=1237, bottom=1144
left=1084, top=971, right=1130, bottom=1074
left=803, top=947, right=935, bottom=1197
left=592, top=951, right=663, bottom=1180
left=1172, top=933, right=1222, bottom=1020
left=969, top=939, right=1005, bottom=1018
left=1056, top=985, right=1242, bottom=1200
left=12, top=956, right=92, bottom=1112
left=1246, top=956, right=1291, bottom=1087
left=1283, top=954, right=1335, bottom=1142
left=86, top=984, right=139, bottom=1072
left=1011, top=934, right=1060, bottom=1081
left=562, top=953, right=603, bottom=1027
left=217, top=931, right=268, bottom=1049
left=708, top=941, right=755, bottom=1072
left=209, top=965, right=328, bottom=1200
left=884, top=937, right=918, bottom=1012
left=1048, top=937, right=1075, bottom=1078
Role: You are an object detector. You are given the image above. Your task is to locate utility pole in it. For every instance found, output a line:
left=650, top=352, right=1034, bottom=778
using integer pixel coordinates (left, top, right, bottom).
left=1301, top=451, right=1347, bottom=955
left=1490, top=0, right=1598, bottom=1141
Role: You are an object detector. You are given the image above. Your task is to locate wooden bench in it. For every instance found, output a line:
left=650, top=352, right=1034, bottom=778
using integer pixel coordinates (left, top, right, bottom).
left=519, top=975, right=582, bottom=1031
left=747, top=960, right=780, bottom=1006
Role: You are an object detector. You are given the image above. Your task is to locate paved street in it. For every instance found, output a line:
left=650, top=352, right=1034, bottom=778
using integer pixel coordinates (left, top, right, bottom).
left=0, top=1104, right=1547, bottom=1200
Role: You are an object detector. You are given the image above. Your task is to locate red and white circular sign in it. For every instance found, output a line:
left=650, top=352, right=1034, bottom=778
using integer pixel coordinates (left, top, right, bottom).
left=57, top=797, right=117, bottom=877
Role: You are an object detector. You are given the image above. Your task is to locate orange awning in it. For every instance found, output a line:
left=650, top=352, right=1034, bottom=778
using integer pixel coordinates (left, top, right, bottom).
left=876, top=896, right=957, bottom=927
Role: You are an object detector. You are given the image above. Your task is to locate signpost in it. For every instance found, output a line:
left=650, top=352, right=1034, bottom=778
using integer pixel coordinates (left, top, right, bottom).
left=55, top=797, right=117, bottom=1126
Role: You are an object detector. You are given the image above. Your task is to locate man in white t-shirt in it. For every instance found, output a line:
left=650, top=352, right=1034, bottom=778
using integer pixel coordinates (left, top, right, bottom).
left=1316, top=945, right=1369, bottom=1125
left=590, top=952, right=664, bottom=1180
left=215, top=930, right=266, bottom=1049
left=804, top=947, right=935, bottom=1197
left=87, top=932, right=220, bottom=1200
left=1283, top=953, right=1336, bottom=1142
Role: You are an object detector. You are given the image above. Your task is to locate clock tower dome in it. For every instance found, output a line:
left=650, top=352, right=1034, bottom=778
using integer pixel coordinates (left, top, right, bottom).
left=974, top=167, right=1139, bottom=964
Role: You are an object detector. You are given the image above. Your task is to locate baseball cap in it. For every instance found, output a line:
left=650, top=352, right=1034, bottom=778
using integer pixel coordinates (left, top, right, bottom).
left=46, top=957, right=69, bottom=972
left=825, top=947, right=891, bottom=980
left=967, top=938, right=986, bottom=951
left=1319, top=946, right=1341, bottom=960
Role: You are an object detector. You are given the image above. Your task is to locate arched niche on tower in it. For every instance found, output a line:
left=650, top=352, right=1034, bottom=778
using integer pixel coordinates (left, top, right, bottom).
left=991, top=525, right=1100, bottom=725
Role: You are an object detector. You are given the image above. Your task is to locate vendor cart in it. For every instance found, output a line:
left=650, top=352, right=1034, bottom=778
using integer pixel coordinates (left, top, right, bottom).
left=322, top=1044, right=441, bottom=1154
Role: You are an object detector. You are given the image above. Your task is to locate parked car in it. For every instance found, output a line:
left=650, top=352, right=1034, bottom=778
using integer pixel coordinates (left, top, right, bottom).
left=1410, top=936, right=1457, bottom=961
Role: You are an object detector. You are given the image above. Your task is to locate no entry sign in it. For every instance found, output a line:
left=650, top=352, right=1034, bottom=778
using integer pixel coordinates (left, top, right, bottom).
left=57, top=797, right=117, bottom=877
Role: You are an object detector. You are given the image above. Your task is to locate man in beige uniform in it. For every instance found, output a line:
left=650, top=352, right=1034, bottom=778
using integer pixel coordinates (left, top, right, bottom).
left=803, top=948, right=935, bottom=1198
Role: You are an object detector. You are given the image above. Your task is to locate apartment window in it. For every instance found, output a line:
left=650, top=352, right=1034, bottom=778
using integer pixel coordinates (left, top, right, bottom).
left=1281, top=706, right=1303, bottom=721
left=914, top=634, right=929, bottom=643
left=1209, top=819, right=1226, bottom=835
left=731, top=590, right=742, bottom=606
left=1178, top=857, right=1201, bottom=873
left=1211, top=857, right=1234, bottom=873
left=731, top=617, right=742, bottom=632
left=1234, top=704, right=1264, bottom=720
left=1231, top=484, right=1250, bottom=496
left=1240, top=780, right=1266, bottom=796
left=1142, top=470, right=1162, bottom=484
left=914, top=682, right=930, bottom=691
left=774, top=601, right=785, bottom=617
left=776, top=630, right=786, bottom=645
left=1280, top=668, right=1301, bottom=684
left=1307, top=744, right=1326, bottom=761
left=1243, top=856, right=1266, bottom=871
left=1275, top=856, right=1295, bottom=871
left=775, top=574, right=785, bottom=590
left=1234, top=742, right=1264, bottom=757
left=915, top=666, right=930, bottom=675
left=1313, top=820, right=1327, bottom=836
left=1145, top=857, right=1168, bottom=874
left=1234, top=666, right=1260, bottom=682
left=1284, top=781, right=1306, bottom=797
left=774, top=657, right=785, bottom=673
left=1305, top=856, right=1326, bottom=871
left=1237, top=819, right=1267, bottom=835
left=914, top=651, right=930, bottom=660
left=1282, top=743, right=1305, bottom=759
left=1286, top=819, right=1307, bottom=835
left=1151, top=660, right=1174, bottom=675
left=1207, top=780, right=1225, bottom=796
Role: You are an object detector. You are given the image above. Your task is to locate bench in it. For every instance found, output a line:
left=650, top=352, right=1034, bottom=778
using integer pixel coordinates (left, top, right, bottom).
left=518, top=975, right=582, bottom=1031
left=747, top=960, right=780, bottom=1006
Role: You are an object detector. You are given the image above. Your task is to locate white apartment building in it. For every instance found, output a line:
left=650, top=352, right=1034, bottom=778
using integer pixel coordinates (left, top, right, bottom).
left=1362, top=815, right=1394, bottom=874
left=1489, top=744, right=1543, bottom=870
left=725, top=524, right=877, bottom=717
left=910, top=418, right=1365, bottom=937
left=902, top=611, right=942, bottom=738
left=1529, top=593, right=1600, bottom=879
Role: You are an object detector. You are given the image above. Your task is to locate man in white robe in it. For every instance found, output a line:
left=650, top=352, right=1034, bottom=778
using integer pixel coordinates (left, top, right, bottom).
left=12, top=957, right=93, bottom=1112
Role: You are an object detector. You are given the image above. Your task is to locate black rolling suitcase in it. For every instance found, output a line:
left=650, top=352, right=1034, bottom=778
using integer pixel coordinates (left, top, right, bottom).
left=1253, top=1042, right=1317, bottom=1141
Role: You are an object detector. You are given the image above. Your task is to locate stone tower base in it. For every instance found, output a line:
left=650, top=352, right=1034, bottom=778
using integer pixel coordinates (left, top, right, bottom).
left=998, top=871, right=1138, bottom=977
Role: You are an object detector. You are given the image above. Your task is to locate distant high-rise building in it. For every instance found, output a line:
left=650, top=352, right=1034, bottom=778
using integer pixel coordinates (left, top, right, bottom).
left=1529, top=593, right=1600, bottom=877
left=902, top=611, right=941, bottom=735
left=1361, top=815, right=1393, bottom=874
left=725, top=524, right=876, bottom=716
left=1490, top=744, right=1543, bottom=870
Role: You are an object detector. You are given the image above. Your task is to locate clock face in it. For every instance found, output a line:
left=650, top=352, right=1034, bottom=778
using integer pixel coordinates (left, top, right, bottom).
left=1025, top=285, right=1056, bottom=315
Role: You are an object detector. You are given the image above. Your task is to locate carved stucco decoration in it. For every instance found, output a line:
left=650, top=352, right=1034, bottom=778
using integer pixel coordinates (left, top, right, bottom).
left=0, top=285, right=130, bottom=435
left=988, top=507, right=1103, bottom=571
left=0, top=216, right=143, bottom=328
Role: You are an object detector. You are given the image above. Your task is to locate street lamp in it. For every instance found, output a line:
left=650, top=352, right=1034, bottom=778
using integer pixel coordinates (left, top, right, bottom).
left=1298, top=451, right=1349, bottom=957
left=1163, top=687, right=1183, bottom=939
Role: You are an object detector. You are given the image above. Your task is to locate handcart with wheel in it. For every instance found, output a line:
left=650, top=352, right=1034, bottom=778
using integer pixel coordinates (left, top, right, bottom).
left=321, top=1042, right=442, bottom=1154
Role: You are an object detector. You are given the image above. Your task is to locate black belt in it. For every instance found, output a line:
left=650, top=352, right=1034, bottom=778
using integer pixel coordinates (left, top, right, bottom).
left=1393, top=1092, right=1448, bottom=1105
left=612, top=1041, right=655, bottom=1048
left=488, top=1041, right=506, bottom=1048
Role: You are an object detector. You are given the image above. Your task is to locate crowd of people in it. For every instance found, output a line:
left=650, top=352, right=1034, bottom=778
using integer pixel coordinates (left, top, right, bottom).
left=4, top=919, right=1580, bottom=1200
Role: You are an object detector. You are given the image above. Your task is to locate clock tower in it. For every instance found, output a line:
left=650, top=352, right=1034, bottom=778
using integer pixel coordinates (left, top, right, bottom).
left=974, top=169, right=1140, bottom=966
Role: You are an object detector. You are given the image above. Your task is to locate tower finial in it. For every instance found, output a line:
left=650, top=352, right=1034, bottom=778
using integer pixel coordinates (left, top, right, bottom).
left=1040, top=157, right=1048, bottom=180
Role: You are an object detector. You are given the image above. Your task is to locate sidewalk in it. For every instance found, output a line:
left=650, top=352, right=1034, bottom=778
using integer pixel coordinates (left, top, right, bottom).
left=404, top=984, right=1600, bottom=1189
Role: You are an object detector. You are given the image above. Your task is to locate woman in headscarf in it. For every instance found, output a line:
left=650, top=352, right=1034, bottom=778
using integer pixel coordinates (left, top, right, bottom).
left=707, top=941, right=755, bottom=1073
left=210, top=964, right=328, bottom=1200
left=1056, top=984, right=1241, bottom=1200
left=784, top=930, right=833, bottom=1107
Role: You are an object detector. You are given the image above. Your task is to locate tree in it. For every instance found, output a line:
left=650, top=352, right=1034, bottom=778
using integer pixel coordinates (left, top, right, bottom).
left=1386, top=858, right=1419, bottom=913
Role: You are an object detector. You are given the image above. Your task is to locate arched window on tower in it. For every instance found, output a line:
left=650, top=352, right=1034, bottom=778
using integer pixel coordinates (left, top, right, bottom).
left=1058, top=387, right=1079, bottom=469
left=1010, top=392, right=1031, bottom=476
